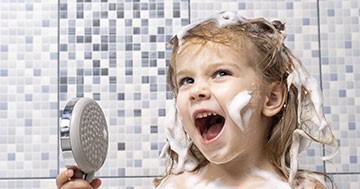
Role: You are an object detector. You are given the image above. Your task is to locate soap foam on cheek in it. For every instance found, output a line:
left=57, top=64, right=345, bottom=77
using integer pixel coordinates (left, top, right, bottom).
left=227, top=90, right=252, bottom=132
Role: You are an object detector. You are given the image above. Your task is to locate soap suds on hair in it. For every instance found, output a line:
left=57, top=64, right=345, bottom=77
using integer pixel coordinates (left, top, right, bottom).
left=286, top=53, right=338, bottom=183
left=175, top=11, right=246, bottom=48
left=160, top=101, right=199, bottom=174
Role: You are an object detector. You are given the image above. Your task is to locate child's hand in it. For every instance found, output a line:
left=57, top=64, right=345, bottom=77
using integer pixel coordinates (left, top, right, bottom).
left=56, top=168, right=102, bottom=189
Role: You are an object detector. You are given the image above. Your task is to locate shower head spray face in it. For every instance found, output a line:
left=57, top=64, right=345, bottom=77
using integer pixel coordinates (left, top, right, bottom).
left=60, top=97, right=108, bottom=182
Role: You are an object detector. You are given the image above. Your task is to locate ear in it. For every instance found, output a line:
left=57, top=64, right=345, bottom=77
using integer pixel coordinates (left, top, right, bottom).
left=262, top=82, right=287, bottom=117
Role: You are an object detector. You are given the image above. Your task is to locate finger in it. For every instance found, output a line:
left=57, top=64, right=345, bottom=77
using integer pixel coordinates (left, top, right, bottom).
left=62, top=178, right=92, bottom=189
left=56, top=169, right=74, bottom=187
left=90, top=178, right=102, bottom=188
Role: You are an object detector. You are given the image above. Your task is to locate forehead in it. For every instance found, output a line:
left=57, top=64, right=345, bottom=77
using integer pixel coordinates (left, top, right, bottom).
left=174, top=38, right=258, bottom=69
left=173, top=43, right=256, bottom=84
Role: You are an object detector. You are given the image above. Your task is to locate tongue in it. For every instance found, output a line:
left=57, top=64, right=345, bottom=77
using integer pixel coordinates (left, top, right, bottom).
left=205, top=123, right=223, bottom=140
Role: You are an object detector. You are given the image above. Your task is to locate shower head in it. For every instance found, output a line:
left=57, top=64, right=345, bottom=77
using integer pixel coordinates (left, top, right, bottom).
left=60, top=97, right=108, bottom=182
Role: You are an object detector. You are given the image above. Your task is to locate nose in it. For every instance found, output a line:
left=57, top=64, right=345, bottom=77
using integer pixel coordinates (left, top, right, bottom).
left=190, top=84, right=211, bottom=101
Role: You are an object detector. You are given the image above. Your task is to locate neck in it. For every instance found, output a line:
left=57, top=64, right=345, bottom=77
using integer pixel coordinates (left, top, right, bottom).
left=201, top=142, right=281, bottom=186
left=210, top=152, right=272, bottom=176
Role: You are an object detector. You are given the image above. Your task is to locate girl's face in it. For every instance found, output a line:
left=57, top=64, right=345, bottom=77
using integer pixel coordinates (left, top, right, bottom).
left=175, top=40, right=270, bottom=164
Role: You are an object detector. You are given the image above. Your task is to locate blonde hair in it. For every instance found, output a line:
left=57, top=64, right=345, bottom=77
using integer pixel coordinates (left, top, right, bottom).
left=156, top=11, right=338, bottom=188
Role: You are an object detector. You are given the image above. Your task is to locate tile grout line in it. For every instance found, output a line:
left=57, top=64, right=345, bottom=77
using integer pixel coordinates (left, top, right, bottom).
left=316, top=0, right=328, bottom=175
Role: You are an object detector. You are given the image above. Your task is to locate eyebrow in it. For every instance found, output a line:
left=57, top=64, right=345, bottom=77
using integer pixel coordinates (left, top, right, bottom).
left=175, top=67, right=192, bottom=82
left=175, top=61, right=242, bottom=78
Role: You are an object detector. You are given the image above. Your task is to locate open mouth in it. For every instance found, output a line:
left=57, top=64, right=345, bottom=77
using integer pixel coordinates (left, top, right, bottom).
left=194, top=112, right=225, bottom=141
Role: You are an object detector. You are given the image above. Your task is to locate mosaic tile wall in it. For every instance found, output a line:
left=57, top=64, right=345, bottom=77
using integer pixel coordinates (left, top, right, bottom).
left=0, top=0, right=359, bottom=188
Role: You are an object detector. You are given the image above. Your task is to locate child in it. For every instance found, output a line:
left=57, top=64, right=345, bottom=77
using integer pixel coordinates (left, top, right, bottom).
left=155, top=11, right=338, bottom=188
left=56, top=11, right=338, bottom=189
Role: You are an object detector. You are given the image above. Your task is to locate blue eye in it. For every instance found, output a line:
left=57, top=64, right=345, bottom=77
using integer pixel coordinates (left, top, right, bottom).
left=179, top=77, right=194, bottom=86
left=214, top=70, right=231, bottom=78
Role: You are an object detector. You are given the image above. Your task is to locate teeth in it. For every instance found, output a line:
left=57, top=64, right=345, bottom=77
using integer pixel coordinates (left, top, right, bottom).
left=196, top=112, right=217, bottom=119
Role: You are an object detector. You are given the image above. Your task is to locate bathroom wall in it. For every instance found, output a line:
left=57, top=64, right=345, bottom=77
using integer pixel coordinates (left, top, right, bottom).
left=0, top=0, right=359, bottom=188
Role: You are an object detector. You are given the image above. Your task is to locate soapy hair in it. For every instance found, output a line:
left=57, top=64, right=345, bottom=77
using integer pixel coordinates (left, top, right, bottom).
left=155, top=12, right=338, bottom=188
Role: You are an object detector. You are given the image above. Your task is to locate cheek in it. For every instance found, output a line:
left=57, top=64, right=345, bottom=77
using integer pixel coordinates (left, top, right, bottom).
left=175, top=97, right=191, bottom=126
left=176, top=95, right=186, bottom=116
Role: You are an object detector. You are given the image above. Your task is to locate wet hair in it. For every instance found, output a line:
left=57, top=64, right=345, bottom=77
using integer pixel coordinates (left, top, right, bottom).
left=156, top=11, right=337, bottom=188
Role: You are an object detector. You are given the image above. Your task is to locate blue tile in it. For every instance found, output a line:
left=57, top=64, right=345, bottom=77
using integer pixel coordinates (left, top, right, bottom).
left=134, top=126, right=141, bottom=133
left=339, top=90, right=346, bottom=97
left=42, top=20, right=50, bottom=27
left=134, top=159, right=142, bottom=167
left=84, top=69, right=92, bottom=76
left=307, top=149, right=315, bottom=156
left=150, top=125, right=157, bottom=134
left=330, top=73, right=338, bottom=81
left=158, top=109, right=165, bottom=116
left=151, top=143, right=157, bottom=150
left=311, top=50, right=319, bottom=57
left=117, top=110, right=125, bottom=116
left=41, top=152, right=49, bottom=160
left=93, top=76, right=100, bottom=84
left=118, top=93, right=125, bottom=100
left=68, top=52, right=76, bottom=59
left=327, top=9, right=335, bottom=16
left=287, top=34, right=294, bottom=42
left=350, top=156, right=357, bottom=164
left=118, top=143, right=125, bottom=151
left=25, top=119, right=32, bottom=127
left=142, top=76, right=149, bottom=83
left=345, top=41, right=352, bottom=48
left=150, top=84, right=157, bottom=92
left=26, top=4, right=33, bottom=11
left=286, top=2, right=293, bottom=9
left=125, top=76, right=133, bottom=83
left=303, top=18, right=310, bottom=25
left=8, top=153, right=15, bottom=161
left=84, top=52, right=92, bottom=59
left=315, top=165, right=324, bottom=172
left=60, top=3, right=67, bottom=10
left=142, top=101, right=149, bottom=108
left=0, top=70, right=7, bottom=76
left=110, top=118, right=116, bottom=125
left=0, top=45, right=8, bottom=52
left=324, top=106, right=331, bottom=114
left=25, top=94, right=32, bottom=101
left=50, top=102, right=57, bottom=109
left=50, top=169, right=58, bottom=177
left=26, top=36, right=33, bottom=43
left=134, top=109, right=141, bottom=117
left=118, top=168, right=125, bottom=176
left=33, top=69, right=41, bottom=76
left=93, top=93, right=100, bottom=100
left=348, top=122, right=356, bottom=130
left=346, top=65, right=353, bottom=73
left=60, top=44, right=68, bottom=51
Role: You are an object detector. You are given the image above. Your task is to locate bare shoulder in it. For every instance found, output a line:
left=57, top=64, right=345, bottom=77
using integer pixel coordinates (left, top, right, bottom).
left=293, top=172, right=328, bottom=189
left=155, top=172, right=189, bottom=189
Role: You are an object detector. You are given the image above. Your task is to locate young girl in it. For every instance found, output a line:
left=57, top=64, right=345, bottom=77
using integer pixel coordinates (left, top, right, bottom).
left=56, top=11, right=338, bottom=189
left=155, top=11, right=338, bottom=188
